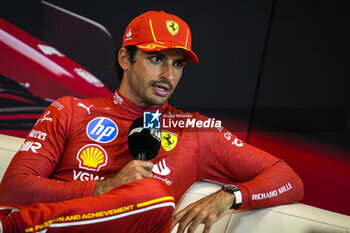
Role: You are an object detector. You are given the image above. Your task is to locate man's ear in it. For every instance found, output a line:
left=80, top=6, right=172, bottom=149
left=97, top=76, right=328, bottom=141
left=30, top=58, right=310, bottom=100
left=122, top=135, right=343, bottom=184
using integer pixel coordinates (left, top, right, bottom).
left=118, top=48, right=130, bottom=71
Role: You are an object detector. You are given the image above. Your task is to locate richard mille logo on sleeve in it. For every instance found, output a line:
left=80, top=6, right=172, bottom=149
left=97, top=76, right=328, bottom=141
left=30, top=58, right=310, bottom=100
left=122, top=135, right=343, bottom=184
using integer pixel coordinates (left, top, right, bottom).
left=252, top=182, right=293, bottom=200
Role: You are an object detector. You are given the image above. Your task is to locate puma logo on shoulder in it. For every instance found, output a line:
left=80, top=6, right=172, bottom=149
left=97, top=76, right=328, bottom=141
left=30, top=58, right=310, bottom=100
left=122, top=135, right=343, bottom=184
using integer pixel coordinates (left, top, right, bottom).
left=78, top=103, right=94, bottom=115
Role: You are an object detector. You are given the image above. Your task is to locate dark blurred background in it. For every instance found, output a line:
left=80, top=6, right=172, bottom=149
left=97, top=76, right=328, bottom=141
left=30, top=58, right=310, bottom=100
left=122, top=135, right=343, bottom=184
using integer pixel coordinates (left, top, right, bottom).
left=1, top=0, right=349, bottom=214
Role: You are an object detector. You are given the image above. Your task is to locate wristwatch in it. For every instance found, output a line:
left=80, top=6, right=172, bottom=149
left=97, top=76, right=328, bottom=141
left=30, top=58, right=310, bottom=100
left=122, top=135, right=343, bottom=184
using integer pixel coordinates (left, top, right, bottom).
left=221, top=184, right=242, bottom=210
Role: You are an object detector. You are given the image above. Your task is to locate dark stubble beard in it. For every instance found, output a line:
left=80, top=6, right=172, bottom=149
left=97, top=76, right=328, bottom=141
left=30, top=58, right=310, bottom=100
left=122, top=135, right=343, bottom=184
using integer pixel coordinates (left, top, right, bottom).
left=149, top=79, right=175, bottom=104
left=128, top=72, right=175, bottom=106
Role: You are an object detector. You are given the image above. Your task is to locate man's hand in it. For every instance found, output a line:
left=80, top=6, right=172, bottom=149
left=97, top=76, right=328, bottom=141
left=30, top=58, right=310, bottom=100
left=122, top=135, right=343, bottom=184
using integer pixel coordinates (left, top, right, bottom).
left=172, top=190, right=235, bottom=233
left=93, top=160, right=154, bottom=195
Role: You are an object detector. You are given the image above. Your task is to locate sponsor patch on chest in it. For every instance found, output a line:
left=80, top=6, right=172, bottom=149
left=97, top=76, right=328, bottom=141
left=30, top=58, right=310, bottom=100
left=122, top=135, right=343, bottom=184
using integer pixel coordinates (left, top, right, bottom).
left=76, top=144, right=108, bottom=171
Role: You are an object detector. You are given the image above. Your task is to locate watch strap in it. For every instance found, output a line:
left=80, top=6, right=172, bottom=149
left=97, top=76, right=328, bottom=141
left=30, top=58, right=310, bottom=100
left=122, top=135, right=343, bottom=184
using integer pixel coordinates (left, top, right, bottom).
left=221, top=184, right=242, bottom=209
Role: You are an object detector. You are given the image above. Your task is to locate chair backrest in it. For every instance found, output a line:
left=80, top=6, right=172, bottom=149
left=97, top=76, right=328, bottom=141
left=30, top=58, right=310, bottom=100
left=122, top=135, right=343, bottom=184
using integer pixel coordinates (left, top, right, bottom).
left=0, top=134, right=24, bottom=180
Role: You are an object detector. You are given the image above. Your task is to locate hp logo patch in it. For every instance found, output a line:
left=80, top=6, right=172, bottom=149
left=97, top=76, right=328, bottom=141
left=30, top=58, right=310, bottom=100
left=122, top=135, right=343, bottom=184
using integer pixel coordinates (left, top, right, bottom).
left=143, top=110, right=161, bottom=129
left=87, top=117, right=118, bottom=143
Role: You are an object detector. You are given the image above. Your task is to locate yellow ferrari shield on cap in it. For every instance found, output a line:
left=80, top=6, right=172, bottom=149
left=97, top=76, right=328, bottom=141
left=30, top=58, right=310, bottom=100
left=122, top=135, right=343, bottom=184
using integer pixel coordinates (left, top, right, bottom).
left=166, top=21, right=179, bottom=35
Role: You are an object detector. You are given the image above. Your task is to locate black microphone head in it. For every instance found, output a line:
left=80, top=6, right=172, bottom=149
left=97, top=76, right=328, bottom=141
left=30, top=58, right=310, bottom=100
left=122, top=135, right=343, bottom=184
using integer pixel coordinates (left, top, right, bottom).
left=128, top=117, right=161, bottom=160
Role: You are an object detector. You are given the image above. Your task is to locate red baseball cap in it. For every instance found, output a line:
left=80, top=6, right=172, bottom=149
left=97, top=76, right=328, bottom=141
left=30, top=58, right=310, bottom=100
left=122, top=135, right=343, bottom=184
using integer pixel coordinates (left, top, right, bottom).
left=122, top=11, right=199, bottom=64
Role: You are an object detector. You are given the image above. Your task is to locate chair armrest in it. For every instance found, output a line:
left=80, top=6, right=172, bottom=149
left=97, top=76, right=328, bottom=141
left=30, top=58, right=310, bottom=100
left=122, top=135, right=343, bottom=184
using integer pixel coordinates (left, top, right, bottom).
left=172, top=181, right=350, bottom=233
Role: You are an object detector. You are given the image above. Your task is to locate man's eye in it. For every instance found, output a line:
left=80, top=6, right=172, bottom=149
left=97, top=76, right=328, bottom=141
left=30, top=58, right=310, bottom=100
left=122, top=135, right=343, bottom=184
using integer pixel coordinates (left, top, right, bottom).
left=174, top=61, right=185, bottom=69
left=150, top=56, right=162, bottom=64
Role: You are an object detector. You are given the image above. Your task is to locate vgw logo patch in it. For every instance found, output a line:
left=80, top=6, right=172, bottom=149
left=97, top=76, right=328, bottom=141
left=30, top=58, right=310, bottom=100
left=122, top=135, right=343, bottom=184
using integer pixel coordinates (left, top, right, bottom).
left=87, top=117, right=118, bottom=143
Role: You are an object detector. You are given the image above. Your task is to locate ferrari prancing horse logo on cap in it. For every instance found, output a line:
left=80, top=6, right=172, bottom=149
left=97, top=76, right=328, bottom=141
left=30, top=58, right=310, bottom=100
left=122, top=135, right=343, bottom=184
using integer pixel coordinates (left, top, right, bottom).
left=166, top=21, right=179, bottom=36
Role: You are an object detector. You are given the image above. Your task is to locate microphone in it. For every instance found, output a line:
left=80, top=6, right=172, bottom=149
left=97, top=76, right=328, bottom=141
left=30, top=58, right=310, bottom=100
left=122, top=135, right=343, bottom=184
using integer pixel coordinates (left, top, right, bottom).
left=128, top=117, right=161, bottom=160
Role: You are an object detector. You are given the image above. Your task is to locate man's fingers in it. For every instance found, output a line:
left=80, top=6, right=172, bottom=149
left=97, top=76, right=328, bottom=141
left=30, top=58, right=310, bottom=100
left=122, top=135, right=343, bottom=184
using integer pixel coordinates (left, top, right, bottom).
left=203, top=225, right=212, bottom=233
left=175, top=209, right=214, bottom=233
left=174, top=206, right=203, bottom=233
left=201, top=213, right=217, bottom=233
left=172, top=190, right=232, bottom=233
left=186, top=210, right=209, bottom=233
left=188, top=212, right=217, bottom=233
left=140, top=169, right=153, bottom=178
left=171, top=209, right=185, bottom=229
left=132, top=160, right=154, bottom=169
left=135, top=173, right=143, bottom=180
left=172, top=203, right=195, bottom=229
left=131, top=160, right=154, bottom=178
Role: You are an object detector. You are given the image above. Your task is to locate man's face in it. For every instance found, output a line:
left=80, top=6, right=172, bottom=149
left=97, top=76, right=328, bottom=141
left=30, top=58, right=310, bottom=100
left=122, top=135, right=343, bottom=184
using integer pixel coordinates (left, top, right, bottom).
left=120, top=48, right=187, bottom=106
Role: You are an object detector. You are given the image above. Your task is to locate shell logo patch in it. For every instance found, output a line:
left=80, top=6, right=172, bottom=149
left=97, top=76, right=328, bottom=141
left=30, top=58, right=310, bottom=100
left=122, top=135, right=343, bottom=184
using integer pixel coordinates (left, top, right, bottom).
left=166, top=21, right=179, bottom=36
left=77, top=144, right=108, bottom=171
left=161, top=131, right=178, bottom=152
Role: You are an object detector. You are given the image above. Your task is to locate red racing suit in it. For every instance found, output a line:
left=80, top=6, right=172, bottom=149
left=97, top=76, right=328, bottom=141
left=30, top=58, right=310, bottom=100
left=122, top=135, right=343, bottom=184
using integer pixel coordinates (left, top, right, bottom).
left=0, top=90, right=304, bottom=232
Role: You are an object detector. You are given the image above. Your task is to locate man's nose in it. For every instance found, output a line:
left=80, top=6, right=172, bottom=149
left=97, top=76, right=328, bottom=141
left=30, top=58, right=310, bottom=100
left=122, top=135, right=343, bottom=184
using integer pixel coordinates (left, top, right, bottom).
left=161, top=64, right=174, bottom=81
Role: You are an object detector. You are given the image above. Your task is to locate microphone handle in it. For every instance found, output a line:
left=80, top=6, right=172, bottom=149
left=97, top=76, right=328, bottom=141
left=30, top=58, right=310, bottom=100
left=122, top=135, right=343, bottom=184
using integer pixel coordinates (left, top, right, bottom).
left=136, top=152, right=148, bottom=161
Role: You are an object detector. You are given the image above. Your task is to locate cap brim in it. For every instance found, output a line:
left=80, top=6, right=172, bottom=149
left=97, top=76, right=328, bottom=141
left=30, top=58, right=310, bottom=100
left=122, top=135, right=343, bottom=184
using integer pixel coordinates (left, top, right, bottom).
left=186, top=50, right=199, bottom=64
left=136, top=42, right=199, bottom=64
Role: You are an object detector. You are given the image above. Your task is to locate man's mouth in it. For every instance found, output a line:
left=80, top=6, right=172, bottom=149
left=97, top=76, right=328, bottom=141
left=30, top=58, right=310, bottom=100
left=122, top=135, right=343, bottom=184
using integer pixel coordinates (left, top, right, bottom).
left=152, top=83, right=170, bottom=97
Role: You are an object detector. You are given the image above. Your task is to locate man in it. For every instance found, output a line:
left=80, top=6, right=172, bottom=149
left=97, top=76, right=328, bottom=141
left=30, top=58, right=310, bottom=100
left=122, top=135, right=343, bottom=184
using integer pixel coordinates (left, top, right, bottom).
left=0, top=11, right=303, bottom=233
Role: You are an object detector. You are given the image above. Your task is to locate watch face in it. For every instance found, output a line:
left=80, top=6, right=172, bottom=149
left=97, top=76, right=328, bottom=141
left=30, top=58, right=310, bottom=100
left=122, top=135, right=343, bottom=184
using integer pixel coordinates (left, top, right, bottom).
left=226, top=185, right=239, bottom=192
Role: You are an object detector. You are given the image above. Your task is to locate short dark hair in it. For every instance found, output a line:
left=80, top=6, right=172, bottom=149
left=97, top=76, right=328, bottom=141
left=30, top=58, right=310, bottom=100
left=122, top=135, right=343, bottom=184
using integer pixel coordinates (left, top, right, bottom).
left=114, top=46, right=138, bottom=82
